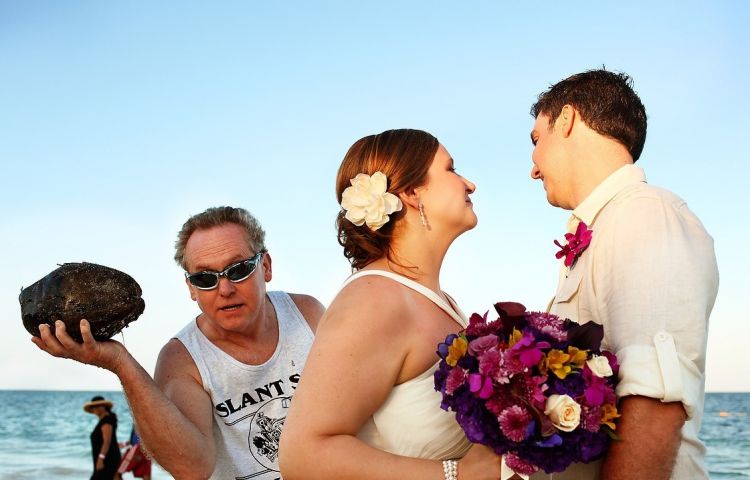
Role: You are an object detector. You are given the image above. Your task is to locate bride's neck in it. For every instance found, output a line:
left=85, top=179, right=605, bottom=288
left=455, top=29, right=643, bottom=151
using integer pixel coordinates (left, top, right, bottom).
left=367, top=225, right=451, bottom=292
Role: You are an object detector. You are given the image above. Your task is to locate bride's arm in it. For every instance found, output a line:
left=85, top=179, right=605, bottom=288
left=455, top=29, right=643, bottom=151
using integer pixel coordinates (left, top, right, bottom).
left=279, top=278, right=500, bottom=480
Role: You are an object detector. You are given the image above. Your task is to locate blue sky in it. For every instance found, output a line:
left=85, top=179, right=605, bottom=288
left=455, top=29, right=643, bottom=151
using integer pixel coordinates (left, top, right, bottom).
left=1, top=1, right=748, bottom=392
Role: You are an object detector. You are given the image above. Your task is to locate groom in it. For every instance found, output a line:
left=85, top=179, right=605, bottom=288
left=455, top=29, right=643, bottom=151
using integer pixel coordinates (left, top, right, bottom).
left=529, top=69, right=718, bottom=479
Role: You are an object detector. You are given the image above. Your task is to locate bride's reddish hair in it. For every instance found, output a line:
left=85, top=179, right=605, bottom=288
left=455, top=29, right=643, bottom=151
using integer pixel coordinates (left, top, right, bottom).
left=336, top=129, right=439, bottom=270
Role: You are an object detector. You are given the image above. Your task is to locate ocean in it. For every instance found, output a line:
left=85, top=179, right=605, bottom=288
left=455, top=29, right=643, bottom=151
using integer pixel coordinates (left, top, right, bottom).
left=0, top=390, right=747, bottom=479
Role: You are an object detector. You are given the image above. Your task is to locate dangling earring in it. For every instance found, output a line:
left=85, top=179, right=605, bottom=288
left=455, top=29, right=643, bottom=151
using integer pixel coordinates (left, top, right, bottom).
left=418, top=200, right=429, bottom=229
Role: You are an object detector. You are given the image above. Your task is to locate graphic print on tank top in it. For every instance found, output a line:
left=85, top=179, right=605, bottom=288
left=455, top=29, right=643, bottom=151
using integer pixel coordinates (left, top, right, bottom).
left=214, top=366, right=302, bottom=480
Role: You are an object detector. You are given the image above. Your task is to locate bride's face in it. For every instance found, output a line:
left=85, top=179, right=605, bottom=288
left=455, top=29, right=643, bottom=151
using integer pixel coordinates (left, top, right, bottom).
left=418, top=144, right=477, bottom=234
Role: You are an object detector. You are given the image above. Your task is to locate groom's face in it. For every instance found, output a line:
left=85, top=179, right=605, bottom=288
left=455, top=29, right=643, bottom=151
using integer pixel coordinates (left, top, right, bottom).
left=530, top=113, right=570, bottom=209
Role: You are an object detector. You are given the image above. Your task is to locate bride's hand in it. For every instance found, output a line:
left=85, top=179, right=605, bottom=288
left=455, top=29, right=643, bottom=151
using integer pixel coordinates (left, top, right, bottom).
left=457, top=444, right=502, bottom=480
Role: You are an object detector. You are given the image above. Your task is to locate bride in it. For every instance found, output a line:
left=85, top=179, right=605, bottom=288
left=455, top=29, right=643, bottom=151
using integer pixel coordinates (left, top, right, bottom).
left=280, top=129, right=501, bottom=479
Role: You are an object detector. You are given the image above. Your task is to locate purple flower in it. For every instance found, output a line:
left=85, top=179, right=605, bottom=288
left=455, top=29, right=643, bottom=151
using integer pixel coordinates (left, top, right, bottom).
left=527, top=311, right=567, bottom=341
left=469, top=334, right=499, bottom=356
left=437, top=333, right=458, bottom=360
left=498, top=405, right=533, bottom=442
left=551, top=372, right=586, bottom=398
left=535, top=433, right=563, bottom=448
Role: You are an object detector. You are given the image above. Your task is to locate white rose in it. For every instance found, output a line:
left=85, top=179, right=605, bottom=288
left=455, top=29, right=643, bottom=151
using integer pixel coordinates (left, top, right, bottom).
left=340, top=172, right=402, bottom=231
left=586, top=355, right=614, bottom=378
left=544, top=394, right=581, bottom=432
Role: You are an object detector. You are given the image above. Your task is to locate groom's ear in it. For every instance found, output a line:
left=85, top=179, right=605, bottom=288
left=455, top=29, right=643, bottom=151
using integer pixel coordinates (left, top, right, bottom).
left=557, top=104, right=576, bottom=138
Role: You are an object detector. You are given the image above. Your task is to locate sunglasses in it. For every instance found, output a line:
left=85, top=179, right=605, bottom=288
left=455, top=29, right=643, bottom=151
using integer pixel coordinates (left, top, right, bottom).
left=185, top=251, right=265, bottom=290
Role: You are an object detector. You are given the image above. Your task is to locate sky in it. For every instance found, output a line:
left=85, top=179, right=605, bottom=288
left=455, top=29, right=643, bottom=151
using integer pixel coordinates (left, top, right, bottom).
left=1, top=1, right=748, bottom=392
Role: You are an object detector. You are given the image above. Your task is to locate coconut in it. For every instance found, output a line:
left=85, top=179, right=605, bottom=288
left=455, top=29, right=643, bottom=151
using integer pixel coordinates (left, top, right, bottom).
left=20, top=262, right=145, bottom=342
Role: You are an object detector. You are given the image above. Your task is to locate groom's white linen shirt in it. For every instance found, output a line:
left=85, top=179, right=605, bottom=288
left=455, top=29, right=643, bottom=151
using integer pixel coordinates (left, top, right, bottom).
left=550, top=164, right=719, bottom=480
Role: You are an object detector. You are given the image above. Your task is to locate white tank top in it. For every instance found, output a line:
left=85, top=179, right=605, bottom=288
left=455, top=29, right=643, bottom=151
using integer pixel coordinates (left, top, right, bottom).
left=343, top=270, right=473, bottom=460
left=174, top=291, right=314, bottom=480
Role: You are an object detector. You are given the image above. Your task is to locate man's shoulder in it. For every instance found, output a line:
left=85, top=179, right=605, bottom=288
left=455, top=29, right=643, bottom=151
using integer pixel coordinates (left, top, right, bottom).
left=278, top=291, right=325, bottom=331
left=611, top=181, right=686, bottom=208
left=155, top=338, right=202, bottom=385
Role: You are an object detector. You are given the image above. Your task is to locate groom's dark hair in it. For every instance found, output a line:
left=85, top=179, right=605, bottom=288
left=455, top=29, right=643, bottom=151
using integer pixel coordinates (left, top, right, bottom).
left=531, top=69, right=648, bottom=162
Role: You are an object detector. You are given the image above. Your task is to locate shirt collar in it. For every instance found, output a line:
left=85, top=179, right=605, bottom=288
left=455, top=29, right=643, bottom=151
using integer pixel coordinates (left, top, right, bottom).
left=568, top=164, right=646, bottom=232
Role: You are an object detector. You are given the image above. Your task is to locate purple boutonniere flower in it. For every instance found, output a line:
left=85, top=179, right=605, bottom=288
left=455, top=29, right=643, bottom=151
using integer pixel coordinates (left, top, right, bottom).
left=554, top=222, right=593, bottom=267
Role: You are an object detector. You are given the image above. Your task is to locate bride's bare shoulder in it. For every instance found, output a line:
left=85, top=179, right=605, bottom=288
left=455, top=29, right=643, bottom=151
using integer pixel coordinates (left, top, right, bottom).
left=322, top=275, right=416, bottom=330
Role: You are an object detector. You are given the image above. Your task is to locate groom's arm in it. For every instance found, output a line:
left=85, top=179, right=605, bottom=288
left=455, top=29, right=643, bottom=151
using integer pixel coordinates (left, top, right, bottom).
left=595, top=195, right=718, bottom=479
left=600, top=396, right=686, bottom=480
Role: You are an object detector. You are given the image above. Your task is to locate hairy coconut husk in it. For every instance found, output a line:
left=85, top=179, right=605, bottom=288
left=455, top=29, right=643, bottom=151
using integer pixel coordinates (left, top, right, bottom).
left=20, top=262, right=145, bottom=342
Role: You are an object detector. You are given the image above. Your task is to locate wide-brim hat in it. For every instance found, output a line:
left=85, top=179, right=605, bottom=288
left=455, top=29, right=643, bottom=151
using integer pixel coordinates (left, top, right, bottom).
left=83, top=395, right=113, bottom=413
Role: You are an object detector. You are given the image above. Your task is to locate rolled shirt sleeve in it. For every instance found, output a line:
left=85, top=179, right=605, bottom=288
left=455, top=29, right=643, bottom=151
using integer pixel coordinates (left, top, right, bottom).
left=595, top=191, right=718, bottom=419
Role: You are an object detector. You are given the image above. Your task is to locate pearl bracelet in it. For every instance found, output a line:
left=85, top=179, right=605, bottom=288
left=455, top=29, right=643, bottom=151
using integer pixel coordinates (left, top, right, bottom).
left=442, top=459, right=458, bottom=480
left=98, top=453, right=106, bottom=459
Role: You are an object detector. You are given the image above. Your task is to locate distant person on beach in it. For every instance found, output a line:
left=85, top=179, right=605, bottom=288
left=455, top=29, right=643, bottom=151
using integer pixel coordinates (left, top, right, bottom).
left=528, top=69, right=719, bottom=479
left=84, top=395, right=122, bottom=480
left=32, top=206, right=325, bottom=479
left=118, top=426, right=151, bottom=480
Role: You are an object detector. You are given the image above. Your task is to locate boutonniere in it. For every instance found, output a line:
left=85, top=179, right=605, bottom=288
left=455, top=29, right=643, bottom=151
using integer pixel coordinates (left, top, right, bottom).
left=554, top=221, right=593, bottom=267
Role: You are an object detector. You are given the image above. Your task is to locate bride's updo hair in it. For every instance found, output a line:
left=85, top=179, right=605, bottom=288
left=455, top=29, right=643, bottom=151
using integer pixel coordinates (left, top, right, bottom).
left=336, top=129, right=439, bottom=270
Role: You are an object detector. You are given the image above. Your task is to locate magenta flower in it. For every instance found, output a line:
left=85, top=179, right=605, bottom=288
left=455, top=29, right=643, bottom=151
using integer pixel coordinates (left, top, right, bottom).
left=554, top=221, right=593, bottom=267
left=468, top=373, right=493, bottom=399
left=445, top=367, right=467, bottom=395
left=581, top=405, right=603, bottom=432
left=504, top=452, right=538, bottom=475
left=601, top=350, right=620, bottom=376
left=510, top=332, right=550, bottom=367
left=526, top=374, right=549, bottom=411
left=583, top=368, right=616, bottom=406
left=478, top=347, right=502, bottom=378
left=498, top=405, right=533, bottom=442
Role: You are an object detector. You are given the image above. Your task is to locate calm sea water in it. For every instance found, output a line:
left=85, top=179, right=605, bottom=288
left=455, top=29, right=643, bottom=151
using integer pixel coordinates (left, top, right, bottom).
left=0, top=390, right=747, bottom=479
left=0, top=390, right=169, bottom=479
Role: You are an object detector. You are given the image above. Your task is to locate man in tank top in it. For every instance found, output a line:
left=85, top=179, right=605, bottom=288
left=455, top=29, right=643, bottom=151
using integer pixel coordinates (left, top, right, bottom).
left=33, top=206, right=324, bottom=479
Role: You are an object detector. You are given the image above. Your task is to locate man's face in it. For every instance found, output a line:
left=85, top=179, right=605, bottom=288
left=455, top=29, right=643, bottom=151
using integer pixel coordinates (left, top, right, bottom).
left=530, top=113, right=573, bottom=210
left=183, top=223, right=271, bottom=332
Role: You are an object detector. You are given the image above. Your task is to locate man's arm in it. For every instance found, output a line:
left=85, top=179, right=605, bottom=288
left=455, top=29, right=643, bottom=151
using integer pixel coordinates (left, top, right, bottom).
left=33, top=320, right=216, bottom=479
left=600, top=396, right=686, bottom=480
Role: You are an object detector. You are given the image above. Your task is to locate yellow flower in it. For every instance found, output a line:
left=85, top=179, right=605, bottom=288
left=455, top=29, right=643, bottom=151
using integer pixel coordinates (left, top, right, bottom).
left=601, top=404, right=620, bottom=430
left=537, top=353, right=548, bottom=375
left=446, top=336, right=468, bottom=367
left=546, top=349, right=572, bottom=379
left=508, top=328, right=522, bottom=348
left=567, top=346, right=588, bottom=369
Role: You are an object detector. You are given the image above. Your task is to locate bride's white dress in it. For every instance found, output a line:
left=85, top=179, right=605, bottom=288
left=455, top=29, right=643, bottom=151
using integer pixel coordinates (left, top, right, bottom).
left=341, top=270, right=472, bottom=460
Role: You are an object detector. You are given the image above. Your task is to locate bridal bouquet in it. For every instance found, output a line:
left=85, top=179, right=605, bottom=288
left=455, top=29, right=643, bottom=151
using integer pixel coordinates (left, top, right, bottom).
left=434, top=302, right=620, bottom=476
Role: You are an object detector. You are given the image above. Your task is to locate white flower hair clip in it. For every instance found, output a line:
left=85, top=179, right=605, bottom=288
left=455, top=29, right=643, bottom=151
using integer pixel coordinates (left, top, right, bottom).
left=340, top=171, right=403, bottom=231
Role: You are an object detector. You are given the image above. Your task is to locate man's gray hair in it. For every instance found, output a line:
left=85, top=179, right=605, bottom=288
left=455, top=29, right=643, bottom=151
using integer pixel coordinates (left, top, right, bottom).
left=174, top=206, right=266, bottom=270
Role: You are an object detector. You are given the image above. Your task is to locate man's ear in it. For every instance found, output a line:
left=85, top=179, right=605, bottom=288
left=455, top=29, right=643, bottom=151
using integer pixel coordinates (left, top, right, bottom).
left=558, top=104, right=576, bottom=138
left=185, top=277, right=197, bottom=302
left=262, top=252, right=273, bottom=283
